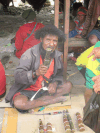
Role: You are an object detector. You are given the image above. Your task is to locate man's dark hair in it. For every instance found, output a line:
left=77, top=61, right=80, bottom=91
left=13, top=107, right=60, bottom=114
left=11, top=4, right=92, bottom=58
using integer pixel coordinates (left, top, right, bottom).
left=35, top=24, right=66, bottom=42
left=73, top=2, right=83, bottom=11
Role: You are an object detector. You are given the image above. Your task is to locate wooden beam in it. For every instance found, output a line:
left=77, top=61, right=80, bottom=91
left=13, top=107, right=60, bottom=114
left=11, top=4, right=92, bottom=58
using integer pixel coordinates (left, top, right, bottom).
left=63, top=0, right=70, bottom=81
left=54, top=0, right=59, bottom=28
left=68, top=38, right=88, bottom=47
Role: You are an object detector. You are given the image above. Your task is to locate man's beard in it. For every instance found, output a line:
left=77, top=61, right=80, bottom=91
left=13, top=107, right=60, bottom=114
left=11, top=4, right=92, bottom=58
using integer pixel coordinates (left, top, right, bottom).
left=41, top=42, right=55, bottom=67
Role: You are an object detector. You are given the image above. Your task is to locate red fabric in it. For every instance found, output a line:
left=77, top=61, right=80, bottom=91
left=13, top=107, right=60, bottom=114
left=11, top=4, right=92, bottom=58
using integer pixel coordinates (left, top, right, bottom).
left=13, top=92, right=21, bottom=101
left=0, top=61, right=6, bottom=95
left=24, top=56, right=54, bottom=91
left=77, top=12, right=86, bottom=15
left=15, top=22, right=44, bottom=58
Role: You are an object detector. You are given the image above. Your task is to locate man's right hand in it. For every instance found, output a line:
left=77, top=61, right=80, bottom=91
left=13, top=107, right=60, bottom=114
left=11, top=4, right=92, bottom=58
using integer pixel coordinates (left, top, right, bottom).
left=36, top=64, right=48, bottom=76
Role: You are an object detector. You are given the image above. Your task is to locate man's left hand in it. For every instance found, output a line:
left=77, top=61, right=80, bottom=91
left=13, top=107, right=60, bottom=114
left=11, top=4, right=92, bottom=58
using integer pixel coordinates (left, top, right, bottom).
left=92, top=75, right=100, bottom=93
left=48, top=82, right=58, bottom=95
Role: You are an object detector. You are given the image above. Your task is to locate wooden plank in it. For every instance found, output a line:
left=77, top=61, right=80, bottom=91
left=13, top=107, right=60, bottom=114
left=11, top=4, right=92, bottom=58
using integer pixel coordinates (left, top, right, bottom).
left=68, top=38, right=88, bottom=47
left=54, top=0, right=59, bottom=28
left=42, top=105, right=71, bottom=111
left=34, top=105, right=71, bottom=112
left=63, top=0, right=70, bottom=81
left=1, top=108, right=18, bottom=133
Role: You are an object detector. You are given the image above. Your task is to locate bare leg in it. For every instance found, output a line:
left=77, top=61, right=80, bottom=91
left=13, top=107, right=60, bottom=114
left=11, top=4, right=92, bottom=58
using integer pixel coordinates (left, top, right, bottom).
left=88, top=35, right=99, bottom=46
left=14, top=81, right=72, bottom=110
left=84, top=88, right=93, bottom=104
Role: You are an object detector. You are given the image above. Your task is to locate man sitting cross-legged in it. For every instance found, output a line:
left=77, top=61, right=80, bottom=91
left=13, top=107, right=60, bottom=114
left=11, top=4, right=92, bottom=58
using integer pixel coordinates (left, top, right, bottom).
left=5, top=25, right=72, bottom=113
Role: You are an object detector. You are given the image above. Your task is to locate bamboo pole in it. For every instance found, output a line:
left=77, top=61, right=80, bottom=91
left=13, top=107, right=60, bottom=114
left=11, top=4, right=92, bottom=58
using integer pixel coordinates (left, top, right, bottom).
left=63, top=0, right=70, bottom=81
left=54, top=0, right=59, bottom=28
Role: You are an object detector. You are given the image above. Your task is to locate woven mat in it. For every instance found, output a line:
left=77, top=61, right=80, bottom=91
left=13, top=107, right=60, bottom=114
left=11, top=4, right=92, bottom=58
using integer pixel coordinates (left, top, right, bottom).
left=1, top=108, right=95, bottom=133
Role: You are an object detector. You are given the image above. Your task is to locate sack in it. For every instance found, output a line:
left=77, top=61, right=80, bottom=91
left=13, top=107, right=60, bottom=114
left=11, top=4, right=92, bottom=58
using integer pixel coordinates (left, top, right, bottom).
left=83, top=92, right=100, bottom=133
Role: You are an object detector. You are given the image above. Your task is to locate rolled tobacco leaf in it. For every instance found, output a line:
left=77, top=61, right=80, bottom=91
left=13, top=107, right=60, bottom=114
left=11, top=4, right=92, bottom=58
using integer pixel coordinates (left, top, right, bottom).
left=63, top=110, right=72, bottom=133
left=66, top=110, right=75, bottom=133
left=76, top=112, right=85, bottom=132
left=46, top=122, right=53, bottom=133
left=39, top=119, right=44, bottom=133
left=43, top=47, right=52, bottom=67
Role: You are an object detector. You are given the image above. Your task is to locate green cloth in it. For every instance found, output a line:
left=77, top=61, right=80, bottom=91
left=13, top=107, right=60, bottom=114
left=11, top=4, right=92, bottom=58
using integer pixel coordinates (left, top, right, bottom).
left=76, top=41, right=100, bottom=89
left=22, top=9, right=36, bottom=22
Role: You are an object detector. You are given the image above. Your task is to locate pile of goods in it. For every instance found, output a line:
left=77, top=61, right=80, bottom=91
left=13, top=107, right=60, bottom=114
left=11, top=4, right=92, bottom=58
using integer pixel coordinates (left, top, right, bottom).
left=38, top=110, right=86, bottom=133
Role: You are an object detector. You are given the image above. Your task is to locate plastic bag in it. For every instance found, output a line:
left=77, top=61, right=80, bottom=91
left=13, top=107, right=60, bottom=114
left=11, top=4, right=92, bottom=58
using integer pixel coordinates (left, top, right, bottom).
left=83, top=92, right=100, bottom=133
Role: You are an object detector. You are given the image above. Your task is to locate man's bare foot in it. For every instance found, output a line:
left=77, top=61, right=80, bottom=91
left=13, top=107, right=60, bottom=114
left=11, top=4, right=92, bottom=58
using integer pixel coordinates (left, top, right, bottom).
left=53, top=96, right=68, bottom=103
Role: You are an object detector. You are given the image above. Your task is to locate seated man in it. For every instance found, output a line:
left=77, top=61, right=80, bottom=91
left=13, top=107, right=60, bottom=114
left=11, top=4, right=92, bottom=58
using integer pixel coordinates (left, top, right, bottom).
left=5, top=25, right=72, bottom=113
left=14, top=9, right=44, bottom=58
left=69, top=6, right=87, bottom=38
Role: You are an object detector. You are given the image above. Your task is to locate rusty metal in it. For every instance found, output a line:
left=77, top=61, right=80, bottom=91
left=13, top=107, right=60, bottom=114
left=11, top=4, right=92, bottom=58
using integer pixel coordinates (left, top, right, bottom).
left=54, top=0, right=59, bottom=28
left=63, top=0, right=70, bottom=81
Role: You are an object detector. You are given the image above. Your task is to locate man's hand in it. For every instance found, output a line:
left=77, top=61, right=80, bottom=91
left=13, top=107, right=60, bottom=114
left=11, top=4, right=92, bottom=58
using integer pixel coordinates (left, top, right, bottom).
left=48, top=82, right=58, bottom=95
left=36, top=65, right=48, bottom=76
left=92, top=75, right=100, bottom=93
left=87, top=47, right=100, bottom=61
left=75, top=34, right=82, bottom=38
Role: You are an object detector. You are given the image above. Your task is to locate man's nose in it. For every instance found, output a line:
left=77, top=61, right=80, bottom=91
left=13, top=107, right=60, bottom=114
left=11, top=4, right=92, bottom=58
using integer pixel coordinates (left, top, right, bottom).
left=50, top=40, right=54, bottom=46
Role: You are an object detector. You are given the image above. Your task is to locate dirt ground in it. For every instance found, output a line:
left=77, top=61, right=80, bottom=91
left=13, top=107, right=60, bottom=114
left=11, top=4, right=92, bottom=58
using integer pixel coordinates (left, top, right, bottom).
left=0, top=5, right=63, bottom=38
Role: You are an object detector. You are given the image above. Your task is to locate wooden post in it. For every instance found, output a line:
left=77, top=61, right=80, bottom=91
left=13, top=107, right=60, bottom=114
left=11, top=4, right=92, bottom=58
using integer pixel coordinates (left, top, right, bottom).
left=63, top=0, right=70, bottom=81
left=54, top=0, right=59, bottom=28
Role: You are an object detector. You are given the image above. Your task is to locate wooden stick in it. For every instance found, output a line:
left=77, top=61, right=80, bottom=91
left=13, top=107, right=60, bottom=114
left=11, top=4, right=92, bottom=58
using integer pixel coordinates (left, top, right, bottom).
left=5, top=74, right=14, bottom=77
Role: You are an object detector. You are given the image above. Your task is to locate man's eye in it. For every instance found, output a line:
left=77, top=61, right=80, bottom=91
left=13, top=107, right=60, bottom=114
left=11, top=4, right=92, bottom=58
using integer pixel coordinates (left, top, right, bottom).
left=54, top=40, right=57, bottom=43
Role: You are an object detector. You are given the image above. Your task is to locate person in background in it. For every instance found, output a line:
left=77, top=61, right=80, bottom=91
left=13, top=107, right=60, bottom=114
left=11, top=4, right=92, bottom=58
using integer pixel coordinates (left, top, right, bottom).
left=76, top=41, right=100, bottom=104
left=78, top=0, right=100, bottom=46
left=69, top=6, right=87, bottom=38
left=15, top=9, right=44, bottom=58
left=68, top=6, right=88, bottom=61
left=5, top=25, right=72, bottom=113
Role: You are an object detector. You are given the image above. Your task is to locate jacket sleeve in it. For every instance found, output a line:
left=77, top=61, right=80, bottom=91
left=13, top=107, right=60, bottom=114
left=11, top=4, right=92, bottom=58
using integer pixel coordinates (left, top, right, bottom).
left=51, top=55, right=63, bottom=85
left=15, top=27, right=24, bottom=50
left=14, top=49, right=37, bottom=85
left=81, top=0, right=94, bottom=37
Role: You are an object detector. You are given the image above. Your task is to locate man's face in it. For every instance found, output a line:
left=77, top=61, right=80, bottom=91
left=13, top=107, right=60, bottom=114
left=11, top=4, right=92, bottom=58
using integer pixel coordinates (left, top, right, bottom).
left=41, top=35, right=58, bottom=51
left=77, top=14, right=86, bottom=23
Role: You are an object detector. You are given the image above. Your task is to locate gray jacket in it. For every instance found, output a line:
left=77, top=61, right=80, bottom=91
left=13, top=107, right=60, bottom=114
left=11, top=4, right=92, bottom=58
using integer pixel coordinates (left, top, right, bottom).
left=5, top=43, right=64, bottom=106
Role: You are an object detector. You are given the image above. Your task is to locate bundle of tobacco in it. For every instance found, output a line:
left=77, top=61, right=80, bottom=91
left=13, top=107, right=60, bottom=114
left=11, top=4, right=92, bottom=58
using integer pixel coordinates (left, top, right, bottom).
left=46, top=122, right=53, bottom=133
left=43, top=47, right=53, bottom=68
left=63, top=110, right=71, bottom=133
left=39, top=119, right=44, bottom=133
left=66, top=110, right=75, bottom=133
left=76, top=112, right=85, bottom=132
